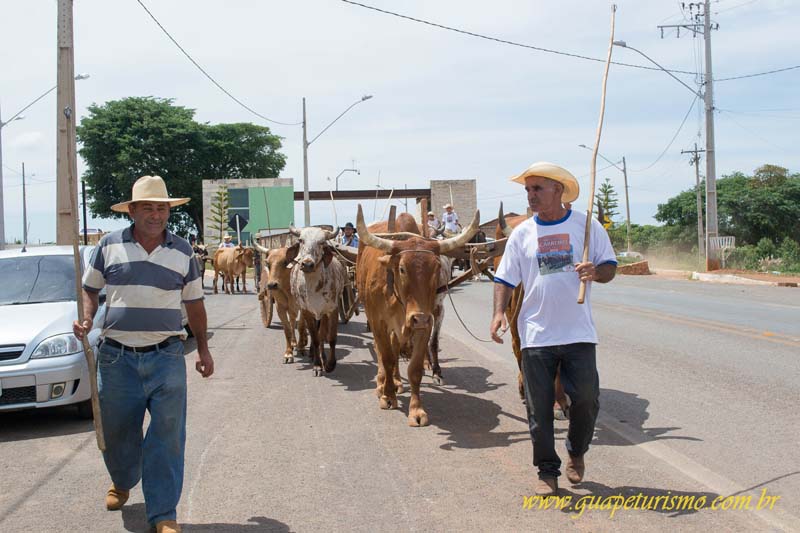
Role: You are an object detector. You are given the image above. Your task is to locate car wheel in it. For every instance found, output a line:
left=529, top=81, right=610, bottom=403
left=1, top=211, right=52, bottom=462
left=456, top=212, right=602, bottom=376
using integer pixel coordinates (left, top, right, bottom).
left=76, top=400, right=94, bottom=420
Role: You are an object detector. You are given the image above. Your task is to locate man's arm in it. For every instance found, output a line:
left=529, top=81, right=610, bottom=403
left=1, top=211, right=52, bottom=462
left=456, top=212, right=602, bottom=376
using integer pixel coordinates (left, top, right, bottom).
left=185, top=300, right=214, bottom=377
left=575, top=262, right=616, bottom=284
left=72, top=290, right=100, bottom=340
left=490, top=282, right=515, bottom=343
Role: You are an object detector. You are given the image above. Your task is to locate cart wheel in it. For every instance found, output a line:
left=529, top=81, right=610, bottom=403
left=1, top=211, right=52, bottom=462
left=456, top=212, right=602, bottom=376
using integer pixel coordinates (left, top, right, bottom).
left=338, top=285, right=354, bottom=324
left=260, top=292, right=275, bottom=327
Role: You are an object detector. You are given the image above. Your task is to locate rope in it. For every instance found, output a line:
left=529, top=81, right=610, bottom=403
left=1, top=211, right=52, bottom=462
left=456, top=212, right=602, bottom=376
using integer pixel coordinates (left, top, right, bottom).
left=444, top=281, right=506, bottom=343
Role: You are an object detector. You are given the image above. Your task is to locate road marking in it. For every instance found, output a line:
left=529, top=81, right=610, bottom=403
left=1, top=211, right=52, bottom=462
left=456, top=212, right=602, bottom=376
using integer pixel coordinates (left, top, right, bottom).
left=595, top=302, right=800, bottom=347
left=185, top=427, right=222, bottom=521
left=598, top=413, right=799, bottom=531
left=443, top=327, right=800, bottom=531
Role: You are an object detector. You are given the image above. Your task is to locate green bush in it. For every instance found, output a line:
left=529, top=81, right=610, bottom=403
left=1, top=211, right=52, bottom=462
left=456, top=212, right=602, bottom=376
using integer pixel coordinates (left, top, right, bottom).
left=755, top=237, right=777, bottom=259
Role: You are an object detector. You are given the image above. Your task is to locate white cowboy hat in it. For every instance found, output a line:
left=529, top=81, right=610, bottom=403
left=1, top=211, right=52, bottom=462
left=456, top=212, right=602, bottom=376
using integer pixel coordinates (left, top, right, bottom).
left=223, top=235, right=232, bottom=241
left=111, top=175, right=190, bottom=213
left=443, top=204, right=453, bottom=209
left=509, top=162, right=579, bottom=203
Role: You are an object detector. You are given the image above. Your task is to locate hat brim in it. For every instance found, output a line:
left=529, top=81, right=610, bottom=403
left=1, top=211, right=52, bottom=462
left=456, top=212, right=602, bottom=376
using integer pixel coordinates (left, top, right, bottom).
left=509, top=167, right=579, bottom=204
left=111, top=197, right=191, bottom=213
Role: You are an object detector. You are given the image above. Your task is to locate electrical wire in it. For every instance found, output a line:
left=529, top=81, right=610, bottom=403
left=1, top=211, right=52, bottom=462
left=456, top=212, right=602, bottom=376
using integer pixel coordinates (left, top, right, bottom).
left=135, top=0, right=301, bottom=126
left=340, top=0, right=697, bottom=76
left=342, top=0, right=799, bottom=85
left=631, top=95, right=700, bottom=172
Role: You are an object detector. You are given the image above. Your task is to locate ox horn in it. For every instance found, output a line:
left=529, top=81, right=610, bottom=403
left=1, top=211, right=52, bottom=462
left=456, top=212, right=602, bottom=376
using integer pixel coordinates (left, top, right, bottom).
left=288, top=225, right=301, bottom=237
left=253, top=242, right=270, bottom=254
left=498, top=202, right=512, bottom=237
left=356, top=204, right=396, bottom=253
left=439, top=210, right=481, bottom=254
left=324, top=227, right=340, bottom=241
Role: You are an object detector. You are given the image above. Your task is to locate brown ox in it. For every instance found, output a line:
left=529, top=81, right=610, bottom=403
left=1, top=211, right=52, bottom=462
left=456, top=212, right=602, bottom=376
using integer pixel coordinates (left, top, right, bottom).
left=357, top=205, right=478, bottom=426
left=496, top=204, right=569, bottom=418
left=367, top=212, right=451, bottom=385
left=213, top=245, right=255, bottom=294
left=254, top=243, right=307, bottom=363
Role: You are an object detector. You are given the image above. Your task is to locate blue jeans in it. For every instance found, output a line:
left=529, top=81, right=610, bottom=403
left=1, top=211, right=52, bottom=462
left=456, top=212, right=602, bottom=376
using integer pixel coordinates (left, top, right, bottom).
left=97, top=339, right=187, bottom=525
left=520, top=343, right=599, bottom=479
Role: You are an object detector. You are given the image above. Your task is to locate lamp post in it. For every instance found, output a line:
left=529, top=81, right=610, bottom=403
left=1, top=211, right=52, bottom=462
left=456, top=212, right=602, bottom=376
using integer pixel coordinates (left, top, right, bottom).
left=579, top=144, right=631, bottom=252
left=613, top=39, right=718, bottom=269
left=333, top=168, right=359, bottom=191
left=302, top=95, right=373, bottom=226
left=0, top=73, right=89, bottom=249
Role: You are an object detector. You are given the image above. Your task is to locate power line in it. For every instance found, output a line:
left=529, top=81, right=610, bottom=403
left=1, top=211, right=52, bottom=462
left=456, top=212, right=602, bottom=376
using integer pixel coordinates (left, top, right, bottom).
left=340, top=0, right=697, bottom=75
left=715, top=64, right=800, bottom=82
left=135, top=0, right=301, bottom=127
left=342, top=0, right=799, bottom=84
left=631, top=95, right=700, bottom=172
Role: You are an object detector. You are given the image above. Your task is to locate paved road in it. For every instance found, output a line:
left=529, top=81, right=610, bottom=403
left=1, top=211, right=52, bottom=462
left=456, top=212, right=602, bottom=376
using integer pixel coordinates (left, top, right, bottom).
left=1, top=275, right=798, bottom=532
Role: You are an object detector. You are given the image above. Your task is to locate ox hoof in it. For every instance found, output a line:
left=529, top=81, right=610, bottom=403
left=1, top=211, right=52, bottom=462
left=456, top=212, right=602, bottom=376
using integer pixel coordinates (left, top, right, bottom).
left=313, top=367, right=323, bottom=377
left=408, top=411, right=429, bottom=427
left=433, top=374, right=444, bottom=386
left=379, top=396, right=396, bottom=410
left=554, top=404, right=570, bottom=421
left=393, top=381, right=404, bottom=395
left=284, top=355, right=294, bottom=364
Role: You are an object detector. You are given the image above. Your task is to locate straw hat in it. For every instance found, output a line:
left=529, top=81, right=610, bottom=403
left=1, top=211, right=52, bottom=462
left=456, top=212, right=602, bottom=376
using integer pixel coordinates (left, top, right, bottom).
left=443, top=204, right=453, bottom=209
left=111, top=175, right=190, bottom=213
left=509, top=162, right=579, bottom=203
left=223, top=235, right=232, bottom=241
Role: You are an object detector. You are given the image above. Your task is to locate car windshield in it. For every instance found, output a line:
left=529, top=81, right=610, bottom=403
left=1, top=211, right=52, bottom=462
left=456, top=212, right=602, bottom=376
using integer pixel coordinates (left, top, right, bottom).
left=0, top=255, right=77, bottom=305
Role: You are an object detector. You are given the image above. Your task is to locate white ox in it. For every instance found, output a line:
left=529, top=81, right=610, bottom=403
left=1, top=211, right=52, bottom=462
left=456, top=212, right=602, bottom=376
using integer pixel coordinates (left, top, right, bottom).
left=289, top=226, right=346, bottom=376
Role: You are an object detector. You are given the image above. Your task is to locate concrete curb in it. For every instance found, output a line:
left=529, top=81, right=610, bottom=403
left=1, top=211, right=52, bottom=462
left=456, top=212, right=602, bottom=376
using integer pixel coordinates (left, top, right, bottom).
left=690, top=272, right=795, bottom=286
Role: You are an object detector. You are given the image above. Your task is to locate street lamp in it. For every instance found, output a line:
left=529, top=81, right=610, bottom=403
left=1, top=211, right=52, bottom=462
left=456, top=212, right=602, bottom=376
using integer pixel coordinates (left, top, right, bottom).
left=614, top=39, right=719, bottom=270
left=331, top=168, right=359, bottom=191
left=302, top=95, right=373, bottom=226
left=0, top=73, right=90, bottom=249
left=578, top=143, right=631, bottom=253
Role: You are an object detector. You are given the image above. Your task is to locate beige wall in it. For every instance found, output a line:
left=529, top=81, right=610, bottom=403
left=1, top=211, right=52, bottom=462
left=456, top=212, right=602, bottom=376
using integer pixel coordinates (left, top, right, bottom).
left=430, top=179, right=477, bottom=226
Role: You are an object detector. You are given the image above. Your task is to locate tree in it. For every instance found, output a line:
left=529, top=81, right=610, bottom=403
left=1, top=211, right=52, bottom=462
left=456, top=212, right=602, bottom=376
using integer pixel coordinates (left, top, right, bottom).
left=207, top=186, right=230, bottom=245
left=76, top=97, right=286, bottom=235
left=655, top=165, right=800, bottom=247
left=596, top=177, right=619, bottom=223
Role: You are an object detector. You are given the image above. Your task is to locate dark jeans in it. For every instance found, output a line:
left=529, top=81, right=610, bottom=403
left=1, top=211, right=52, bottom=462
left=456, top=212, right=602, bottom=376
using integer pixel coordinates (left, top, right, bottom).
left=520, top=343, right=599, bottom=479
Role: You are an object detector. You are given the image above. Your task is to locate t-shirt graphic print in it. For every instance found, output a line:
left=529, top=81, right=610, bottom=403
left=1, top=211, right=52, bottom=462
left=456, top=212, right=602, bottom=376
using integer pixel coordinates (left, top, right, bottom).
left=536, top=233, right=575, bottom=275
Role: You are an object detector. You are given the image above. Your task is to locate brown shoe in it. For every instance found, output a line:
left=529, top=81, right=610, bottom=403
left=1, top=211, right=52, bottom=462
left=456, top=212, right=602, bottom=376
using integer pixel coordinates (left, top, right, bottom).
left=105, top=484, right=129, bottom=511
left=566, top=454, right=585, bottom=484
left=534, top=477, right=558, bottom=496
left=156, top=520, right=181, bottom=533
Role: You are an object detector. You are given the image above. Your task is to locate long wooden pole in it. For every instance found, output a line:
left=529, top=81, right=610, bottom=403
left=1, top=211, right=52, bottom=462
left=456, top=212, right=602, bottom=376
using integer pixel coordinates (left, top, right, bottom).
left=64, top=105, right=105, bottom=450
left=578, top=4, right=616, bottom=304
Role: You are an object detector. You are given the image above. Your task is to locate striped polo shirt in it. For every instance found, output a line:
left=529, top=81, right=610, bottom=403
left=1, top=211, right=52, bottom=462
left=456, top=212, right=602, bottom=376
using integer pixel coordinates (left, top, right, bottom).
left=82, top=225, right=204, bottom=347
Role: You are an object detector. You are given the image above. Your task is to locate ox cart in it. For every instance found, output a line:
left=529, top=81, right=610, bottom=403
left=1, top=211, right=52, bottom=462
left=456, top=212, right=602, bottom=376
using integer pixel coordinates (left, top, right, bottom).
left=255, top=230, right=359, bottom=328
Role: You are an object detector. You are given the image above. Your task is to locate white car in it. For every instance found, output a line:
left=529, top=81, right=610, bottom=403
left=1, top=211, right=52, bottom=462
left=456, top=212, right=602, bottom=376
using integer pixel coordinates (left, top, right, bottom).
left=617, top=251, right=644, bottom=260
left=0, top=246, right=105, bottom=418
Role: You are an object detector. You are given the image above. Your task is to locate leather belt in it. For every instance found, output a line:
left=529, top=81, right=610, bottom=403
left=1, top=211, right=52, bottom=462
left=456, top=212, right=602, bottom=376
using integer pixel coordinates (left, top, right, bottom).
left=103, top=336, right=179, bottom=353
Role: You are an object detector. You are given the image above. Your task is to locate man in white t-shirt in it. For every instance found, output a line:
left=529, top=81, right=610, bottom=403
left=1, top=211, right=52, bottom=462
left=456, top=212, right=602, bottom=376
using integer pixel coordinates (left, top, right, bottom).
left=441, top=204, right=461, bottom=237
left=489, top=162, right=617, bottom=497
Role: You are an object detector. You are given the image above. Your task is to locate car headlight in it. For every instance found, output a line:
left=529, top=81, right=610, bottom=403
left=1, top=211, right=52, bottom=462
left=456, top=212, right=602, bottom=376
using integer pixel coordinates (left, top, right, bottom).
left=31, top=334, right=82, bottom=358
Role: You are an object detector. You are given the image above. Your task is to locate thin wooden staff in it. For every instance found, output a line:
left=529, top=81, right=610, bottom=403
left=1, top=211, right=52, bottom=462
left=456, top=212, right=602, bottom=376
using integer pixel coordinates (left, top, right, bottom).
left=64, top=106, right=106, bottom=450
left=578, top=4, right=616, bottom=305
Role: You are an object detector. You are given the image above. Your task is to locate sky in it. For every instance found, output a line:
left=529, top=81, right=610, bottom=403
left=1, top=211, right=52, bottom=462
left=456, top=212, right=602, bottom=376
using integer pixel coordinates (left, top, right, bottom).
left=1, top=0, right=798, bottom=244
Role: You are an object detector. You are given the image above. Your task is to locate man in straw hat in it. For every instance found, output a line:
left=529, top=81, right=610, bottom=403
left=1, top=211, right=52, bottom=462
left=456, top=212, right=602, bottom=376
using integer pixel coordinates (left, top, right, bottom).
left=220, top=234, right=235, bottom=248
left=73, top=175, right=214, bottom=533
left=441, top=203, right=461, bottom=237
left=489, top=162, right=617, bottom=496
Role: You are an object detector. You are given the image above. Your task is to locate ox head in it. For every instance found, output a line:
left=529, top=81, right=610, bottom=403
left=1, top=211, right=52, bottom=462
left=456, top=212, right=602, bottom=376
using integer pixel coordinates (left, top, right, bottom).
left=357, top=205, right=479, bottom=334
left=234, top=244, right=255, bottom=266
left=287, top=226, right=339, bottom=273
left=254, top=243, right=295, bottom=291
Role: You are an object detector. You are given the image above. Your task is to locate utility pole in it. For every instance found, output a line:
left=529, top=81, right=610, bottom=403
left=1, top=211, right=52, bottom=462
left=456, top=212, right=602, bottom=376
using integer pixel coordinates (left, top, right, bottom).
left=658, top=0, right=719, bottom=269
left=56, top=0, right=79, bottom=245
left=302, top=97, right=310, bottom=227
left=0, top=103, right=5, bottom=250
left=81, top=179, right=88, bottom=245
left=22, top=163, right=28, bottom=252
left=682, top=143, right=706, bottom=267
left=620, top=156, right=631, bottom=253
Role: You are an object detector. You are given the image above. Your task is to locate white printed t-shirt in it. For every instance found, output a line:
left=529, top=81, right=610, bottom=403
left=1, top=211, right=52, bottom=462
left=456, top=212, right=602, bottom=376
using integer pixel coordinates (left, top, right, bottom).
left=494, top=210, right=616, bottom=348
left=442, top=211, right=460, bottom=233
